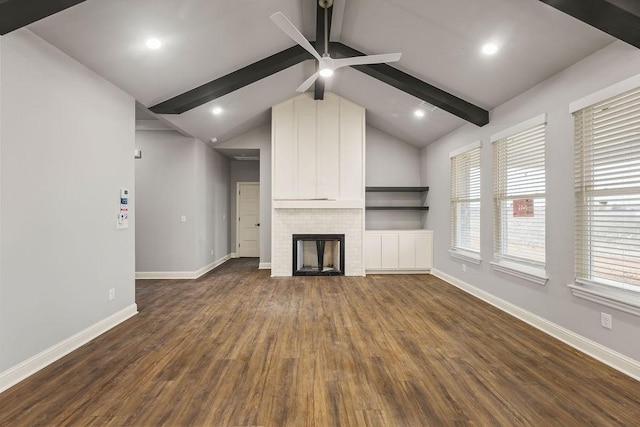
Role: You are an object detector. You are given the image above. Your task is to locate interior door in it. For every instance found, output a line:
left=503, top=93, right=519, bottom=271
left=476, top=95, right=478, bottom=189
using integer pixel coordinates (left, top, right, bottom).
left=237, top=182, right=260, bottom=257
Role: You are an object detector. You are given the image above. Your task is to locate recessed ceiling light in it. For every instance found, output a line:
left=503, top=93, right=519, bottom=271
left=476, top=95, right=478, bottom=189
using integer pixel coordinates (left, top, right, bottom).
left=414, top=109, right=425, bottom=118
left=212, top=107, right=223, bottom=115
left=319, top=68, right=334, bottom=78
left=145, top=38, right=162, bottom=50
left=482, top=43, right=499, bottom=55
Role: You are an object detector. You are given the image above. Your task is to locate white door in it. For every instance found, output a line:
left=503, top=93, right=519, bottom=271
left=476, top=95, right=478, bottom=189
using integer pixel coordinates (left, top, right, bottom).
left=237, top=182, right=260, bottom=257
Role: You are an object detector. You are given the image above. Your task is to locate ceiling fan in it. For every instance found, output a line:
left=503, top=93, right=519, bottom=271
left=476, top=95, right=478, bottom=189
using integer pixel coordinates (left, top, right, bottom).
left=270, top=0, right=402, bottom=93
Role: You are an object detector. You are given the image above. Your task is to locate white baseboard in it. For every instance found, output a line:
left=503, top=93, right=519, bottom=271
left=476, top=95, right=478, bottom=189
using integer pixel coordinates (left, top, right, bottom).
left=431, top=269, right=640, bottom=382
left=0, top=304, right=138, bottom=394
left=258, top=262, right=271, bottom=270
left=135, top=254, right=231, bottom=279
left=366, top=269, right=431, bottom=275
left=230, top=252, right=238, bottom=259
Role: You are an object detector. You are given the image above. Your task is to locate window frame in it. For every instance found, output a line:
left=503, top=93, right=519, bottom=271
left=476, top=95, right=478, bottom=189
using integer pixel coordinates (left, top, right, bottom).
left=490, top=114, right=548, bottom=285
left=449, top=141, right=482, bottom=264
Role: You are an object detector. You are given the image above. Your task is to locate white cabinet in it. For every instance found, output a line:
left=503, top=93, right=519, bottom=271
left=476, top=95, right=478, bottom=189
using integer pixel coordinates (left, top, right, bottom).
left=365, top=230, right=433, bottom=273
left=272, top=92, right=365, bottom=204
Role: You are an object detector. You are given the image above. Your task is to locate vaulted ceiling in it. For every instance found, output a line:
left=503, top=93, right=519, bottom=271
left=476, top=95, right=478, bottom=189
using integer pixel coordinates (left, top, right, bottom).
left=3, top=0, right=638, bottom=148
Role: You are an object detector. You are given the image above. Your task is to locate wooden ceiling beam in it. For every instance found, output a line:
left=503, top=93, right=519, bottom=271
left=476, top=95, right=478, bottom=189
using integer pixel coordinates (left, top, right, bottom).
left=331, top=43, right=489, bottom=126
left=539, top=0, right=640, bottom=49
left=0, top=0, right=87, bottom=35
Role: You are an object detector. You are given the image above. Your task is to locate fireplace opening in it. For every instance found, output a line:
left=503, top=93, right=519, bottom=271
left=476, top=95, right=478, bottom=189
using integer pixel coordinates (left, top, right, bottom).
left=293, top=234, right=345, bottom=276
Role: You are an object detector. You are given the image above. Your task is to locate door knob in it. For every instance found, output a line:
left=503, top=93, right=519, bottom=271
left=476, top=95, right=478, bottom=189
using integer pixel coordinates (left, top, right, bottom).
left=255, top=223, right=260, bottom=226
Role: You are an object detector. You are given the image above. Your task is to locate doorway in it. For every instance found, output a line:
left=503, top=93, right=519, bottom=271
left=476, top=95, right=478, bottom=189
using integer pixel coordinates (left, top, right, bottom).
left=236, top=182, right=260, bottom=257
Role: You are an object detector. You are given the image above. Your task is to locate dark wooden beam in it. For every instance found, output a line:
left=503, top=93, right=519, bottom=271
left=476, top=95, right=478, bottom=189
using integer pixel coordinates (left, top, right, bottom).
left=0, top=0, right=87, bottom=35
left=539, top=0, right=640, bottom=49
left=150, top=45, right=314, bottom=114
left=314, top=2, right=333, bottom=100
left=331, top=43, right=489, bottom=126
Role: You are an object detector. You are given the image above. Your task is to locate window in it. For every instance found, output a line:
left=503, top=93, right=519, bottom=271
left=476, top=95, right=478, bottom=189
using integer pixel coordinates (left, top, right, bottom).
left=574, top=85, right=640, bottom=294
left=450, top=141, right=481, bottom=262
left=491, top=115, right=547, bottom=283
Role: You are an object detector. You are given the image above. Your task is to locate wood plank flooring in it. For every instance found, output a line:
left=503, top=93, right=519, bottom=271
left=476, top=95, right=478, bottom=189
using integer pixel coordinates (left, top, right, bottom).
left=1, top=258, right=640, bottom=426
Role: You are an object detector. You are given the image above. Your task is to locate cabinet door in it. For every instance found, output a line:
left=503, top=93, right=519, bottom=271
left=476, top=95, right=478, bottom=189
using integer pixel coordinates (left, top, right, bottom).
left=398, top=234, right=416, bottom=269
left=415, top=233, right=433, bottom=269
left=381, top=234, right=399, bottom=269
left=365, top=234, right=382, bottom=269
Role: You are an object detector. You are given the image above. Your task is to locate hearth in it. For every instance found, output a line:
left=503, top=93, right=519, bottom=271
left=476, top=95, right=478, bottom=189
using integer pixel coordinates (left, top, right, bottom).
left=293, top=234, right=345, bottom=276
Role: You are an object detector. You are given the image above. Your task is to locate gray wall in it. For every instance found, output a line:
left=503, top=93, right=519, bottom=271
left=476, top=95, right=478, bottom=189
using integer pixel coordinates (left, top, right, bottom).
left=366, top=126, right=425, bottom=230
left=135, top=131, right=230, bottom=273
left=216, top=124, right=271, bottom=265
left=424, top=41, right=640, bottom=362
left=229, top=160, right=260, bottom=253
left=0, top=29, right=135, bottom=371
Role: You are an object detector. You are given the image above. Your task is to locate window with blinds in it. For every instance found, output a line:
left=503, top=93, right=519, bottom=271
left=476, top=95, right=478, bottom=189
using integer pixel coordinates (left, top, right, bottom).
left=450, top=142, right=481, bottom=255
left=493, top=118, right=546, bottom=267
left=574, top=85, right=640, bottom=293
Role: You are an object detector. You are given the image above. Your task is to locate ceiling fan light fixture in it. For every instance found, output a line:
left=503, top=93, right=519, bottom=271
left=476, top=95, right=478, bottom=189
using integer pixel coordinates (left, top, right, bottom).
left=319, top=67, right=334, bottom=78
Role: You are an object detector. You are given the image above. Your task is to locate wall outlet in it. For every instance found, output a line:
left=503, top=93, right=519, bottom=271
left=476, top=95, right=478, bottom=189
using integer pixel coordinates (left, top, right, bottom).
left=180, top=215, right=187, bottom=223
left=462, top=264, right=467, bottom=273
left=210, top=249, right=214, bottom=256
left=601, top=312, right=612, bottom=330
left=109, top=288, right=116, bottom=301
left=222, top=214, right=226, bottom=220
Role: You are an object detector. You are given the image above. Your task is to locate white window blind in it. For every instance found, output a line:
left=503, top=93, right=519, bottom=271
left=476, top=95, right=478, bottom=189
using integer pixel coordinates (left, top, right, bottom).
left=493, top=121, right=546, bottom=266
left=574, top=85, right=640, bottom=292
left=451, top=144, right=481, bottom=254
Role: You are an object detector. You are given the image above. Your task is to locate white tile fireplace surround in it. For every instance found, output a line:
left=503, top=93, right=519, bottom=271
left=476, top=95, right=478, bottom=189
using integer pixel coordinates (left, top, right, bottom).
left=272, top=208, right=364, bottom=277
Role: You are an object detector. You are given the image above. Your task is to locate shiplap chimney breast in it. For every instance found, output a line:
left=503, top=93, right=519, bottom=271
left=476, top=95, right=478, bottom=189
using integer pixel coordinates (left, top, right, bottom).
left=272, top=92, right=365, bottom=207
left=271, top=92, right=365, bottom=276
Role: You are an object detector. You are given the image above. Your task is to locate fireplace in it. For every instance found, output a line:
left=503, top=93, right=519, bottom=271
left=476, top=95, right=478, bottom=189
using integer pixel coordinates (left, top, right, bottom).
left=293, top=234, right=345, bottom=276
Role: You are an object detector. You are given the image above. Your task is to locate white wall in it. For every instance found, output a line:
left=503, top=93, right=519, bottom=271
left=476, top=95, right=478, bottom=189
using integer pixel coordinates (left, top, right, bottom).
left=216, top=124, right=271, bottom=265
left=229, top=160, right=259, bottom=253
left=135, top=131, right=229, bottom=274
left=366, top=126, right=422, bottom=186
left=366, top=126, right=425, bottom=230
left=0, top=30, right=136, bottom=371
left=424, top=41, right=640, bottom=363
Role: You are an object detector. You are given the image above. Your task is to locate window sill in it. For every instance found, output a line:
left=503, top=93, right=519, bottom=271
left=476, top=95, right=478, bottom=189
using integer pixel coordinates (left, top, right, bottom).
left=568, top=281, right=640, bottom=317
left=490, top=259, right=548, bottom=285
left=449, top=249, right=481, bottom=265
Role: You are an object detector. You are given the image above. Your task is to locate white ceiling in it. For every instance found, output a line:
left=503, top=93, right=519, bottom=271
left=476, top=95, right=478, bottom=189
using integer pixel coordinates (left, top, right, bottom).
left=28, top=0, right=614, bottom=148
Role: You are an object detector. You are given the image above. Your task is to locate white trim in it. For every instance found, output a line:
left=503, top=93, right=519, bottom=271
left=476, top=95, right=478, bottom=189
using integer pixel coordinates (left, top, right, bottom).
left=490, top=113, right=547, bottom=142
left=0, top=304, right=138, bottom=393
left=568, top=281, right=640, bottom=317
left=135, top=254, right=230, bottom=279
left=366, top=269, right=431, bottom=275
left=449, top=249, right=482, bottom=265
left=272, top=199, right=364, bottom=209
left=490, top=259, right=548, bottom=285
left=570, top=72, right=640, bottom=113
left=449, top=140, right=481, bottom=158
left=258, top=262, right=271, bottom=270
left=431, top=269, right=640, bottom=382
left=230, top=252, right=239, bottom=259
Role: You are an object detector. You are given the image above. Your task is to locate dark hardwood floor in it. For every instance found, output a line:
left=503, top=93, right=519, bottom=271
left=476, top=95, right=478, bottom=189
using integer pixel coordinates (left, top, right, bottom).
left=1, top=258, right=639, bottom=426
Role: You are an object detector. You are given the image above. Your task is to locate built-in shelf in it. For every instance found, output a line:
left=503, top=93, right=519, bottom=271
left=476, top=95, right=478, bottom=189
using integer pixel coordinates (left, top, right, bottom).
left=365, top=187, right=429, bottom=212
left=366, top=186, right=429, bottom=192
left=366, top=206, right=429, bottom=211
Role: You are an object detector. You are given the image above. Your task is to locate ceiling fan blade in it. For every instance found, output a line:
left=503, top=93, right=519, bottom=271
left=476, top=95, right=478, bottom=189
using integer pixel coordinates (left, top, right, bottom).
left=332, top=53, right=402, bottom=70
left=270, top=12, right=322, bottom=62
left=296, top=72, right=320, bottom=92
